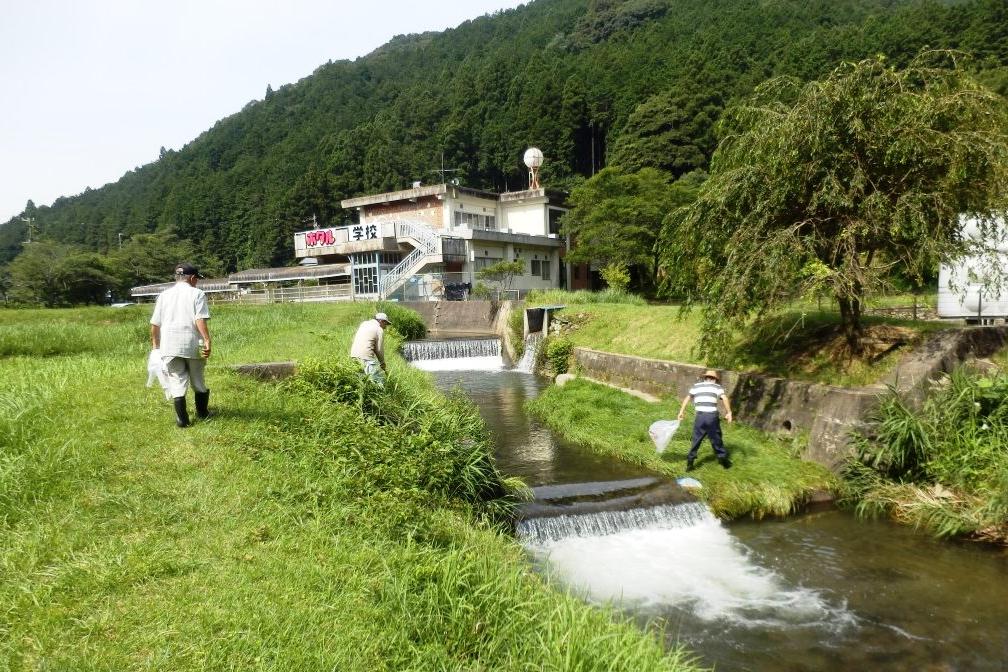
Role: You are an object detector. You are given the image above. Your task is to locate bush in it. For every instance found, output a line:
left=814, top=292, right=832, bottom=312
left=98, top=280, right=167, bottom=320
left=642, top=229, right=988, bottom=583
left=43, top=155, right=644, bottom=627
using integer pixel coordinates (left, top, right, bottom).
left=508, top=304, right=525, bottom=359
left=470, top=282, right=493, bottom=300
left=377, top=302, right=426, bottom=340
left=600, top=263, right=630, bottom=292
left=543, top=336, right=574, bottom=374
left=847, top=367, right=1008, bottom=541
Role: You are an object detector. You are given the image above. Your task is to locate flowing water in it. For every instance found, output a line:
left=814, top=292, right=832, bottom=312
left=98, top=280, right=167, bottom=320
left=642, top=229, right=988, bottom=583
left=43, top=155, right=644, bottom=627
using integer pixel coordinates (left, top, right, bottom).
left=410, top=336, right=1008, bottom=672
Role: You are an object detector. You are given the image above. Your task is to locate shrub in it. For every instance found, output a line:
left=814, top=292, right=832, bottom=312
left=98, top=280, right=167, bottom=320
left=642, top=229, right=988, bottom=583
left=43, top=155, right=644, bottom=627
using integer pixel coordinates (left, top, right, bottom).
left=847, top=367, right=1008, bottom=541
left=600, top=263, right=630, bottom=292
left=543, top=336, right=574, bottom=374
left=377, top=302, right=426, bottom=340
left=470, top=282, right=492, bottom=300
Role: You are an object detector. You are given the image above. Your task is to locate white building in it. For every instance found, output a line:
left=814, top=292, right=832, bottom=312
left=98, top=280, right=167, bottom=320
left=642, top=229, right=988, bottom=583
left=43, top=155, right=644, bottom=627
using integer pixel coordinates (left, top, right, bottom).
left=292, top=182, right=573, bottom=300
left=937, top=215, right=1008, bottom=323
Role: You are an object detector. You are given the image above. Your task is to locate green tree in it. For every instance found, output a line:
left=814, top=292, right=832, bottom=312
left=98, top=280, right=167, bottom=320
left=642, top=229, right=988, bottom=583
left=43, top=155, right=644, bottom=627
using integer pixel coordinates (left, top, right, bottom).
left=476, top=259, right=525, bottom=298
left=563, top=167, right=702, bottom=291
left=8, top=241, right=116, bottom=306
left=608, top=88, right=724, bottom=177
left=663, top=52, right=1008, bottom=358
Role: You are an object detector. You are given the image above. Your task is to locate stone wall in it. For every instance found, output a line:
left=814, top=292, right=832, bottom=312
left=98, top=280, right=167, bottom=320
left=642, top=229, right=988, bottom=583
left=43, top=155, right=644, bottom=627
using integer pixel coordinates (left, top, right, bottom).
left=574, top=325, right=1008, bottom=471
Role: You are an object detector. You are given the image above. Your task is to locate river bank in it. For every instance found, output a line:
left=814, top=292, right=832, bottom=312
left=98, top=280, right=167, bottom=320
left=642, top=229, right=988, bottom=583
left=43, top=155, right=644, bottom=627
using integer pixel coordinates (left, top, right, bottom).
left=525, top=377, right=838, bottom=519
left=0, top=304, right=698, bottom=671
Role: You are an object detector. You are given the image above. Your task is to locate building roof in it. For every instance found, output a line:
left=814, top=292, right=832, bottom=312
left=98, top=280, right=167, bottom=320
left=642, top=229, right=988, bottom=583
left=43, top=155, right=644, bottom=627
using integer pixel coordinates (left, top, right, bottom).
left=130, top=263, right=351, bottom=296
left=131, top=279, right=232, bottom=297
left=341, top=183, right=500, bottom=209
left=227, top=263, right=351, bottom=283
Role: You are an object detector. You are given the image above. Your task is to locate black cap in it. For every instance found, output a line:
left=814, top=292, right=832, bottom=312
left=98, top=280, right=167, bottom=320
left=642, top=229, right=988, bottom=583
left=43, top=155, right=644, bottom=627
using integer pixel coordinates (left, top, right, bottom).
left=175, top=263, right=205, bottom=278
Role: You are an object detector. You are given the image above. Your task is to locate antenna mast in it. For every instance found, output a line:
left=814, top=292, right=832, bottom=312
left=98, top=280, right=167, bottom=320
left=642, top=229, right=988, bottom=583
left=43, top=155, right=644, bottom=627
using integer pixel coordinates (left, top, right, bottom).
left=20, top=216, right=36, bottom=244
left=429, top=152, right=463, bottom=184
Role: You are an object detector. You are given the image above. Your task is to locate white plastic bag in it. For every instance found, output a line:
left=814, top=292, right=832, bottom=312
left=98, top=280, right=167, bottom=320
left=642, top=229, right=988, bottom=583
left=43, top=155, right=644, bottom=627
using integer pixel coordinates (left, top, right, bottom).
left=648, top=419, right=680, bottom=453
left=147, top=348, right=171, bottom=400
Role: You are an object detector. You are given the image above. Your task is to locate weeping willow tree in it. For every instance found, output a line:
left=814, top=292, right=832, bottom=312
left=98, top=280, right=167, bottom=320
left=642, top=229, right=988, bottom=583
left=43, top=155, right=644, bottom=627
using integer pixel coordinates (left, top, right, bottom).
left=662, top=51, right=1008, bottom=359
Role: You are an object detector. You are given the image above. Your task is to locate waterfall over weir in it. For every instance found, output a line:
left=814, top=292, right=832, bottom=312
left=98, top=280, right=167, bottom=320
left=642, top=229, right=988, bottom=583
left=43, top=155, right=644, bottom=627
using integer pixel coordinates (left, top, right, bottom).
left=514, top=332, right=542, bottom=373
left=401, top=337, right=501, bottom=361
left=517, top=502, right=713, bottom=545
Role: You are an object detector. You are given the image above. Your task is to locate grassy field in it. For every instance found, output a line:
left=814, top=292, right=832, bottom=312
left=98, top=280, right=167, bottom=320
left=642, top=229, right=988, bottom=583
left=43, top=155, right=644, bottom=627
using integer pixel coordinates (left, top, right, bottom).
left=527, top=292, right=949, bottom=386
left=526, top=378, right=838, bottom=520
left=0, top=303, right=700, bottom=671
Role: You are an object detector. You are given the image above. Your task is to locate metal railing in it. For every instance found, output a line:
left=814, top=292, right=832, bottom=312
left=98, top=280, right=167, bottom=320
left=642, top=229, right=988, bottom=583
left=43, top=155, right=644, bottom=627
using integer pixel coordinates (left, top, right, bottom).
left=223, top=284, right=353, bottom=304
left=379, top=221, right=440, bottom=298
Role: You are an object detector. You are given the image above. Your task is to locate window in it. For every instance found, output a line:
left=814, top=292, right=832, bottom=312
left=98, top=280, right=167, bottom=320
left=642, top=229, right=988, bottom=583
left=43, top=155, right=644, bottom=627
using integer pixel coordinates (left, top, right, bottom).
left=531, top=259, right=550, bottom=280
left=473, top=256, right=503, bottom=271
left=453, top=210, right=497, bottom=231
left=548, top=208, right=565, bottom=235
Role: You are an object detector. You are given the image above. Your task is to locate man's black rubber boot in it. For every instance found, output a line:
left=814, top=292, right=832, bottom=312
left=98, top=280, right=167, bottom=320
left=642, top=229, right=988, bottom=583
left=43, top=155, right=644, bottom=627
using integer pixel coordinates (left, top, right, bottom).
left=173, top=397, right=190, bottom=428
left=686, top=460, right=695, bottom=472
left=195, top=390, right=210, bottom=420
left=719, top=457, right=732, bottom=469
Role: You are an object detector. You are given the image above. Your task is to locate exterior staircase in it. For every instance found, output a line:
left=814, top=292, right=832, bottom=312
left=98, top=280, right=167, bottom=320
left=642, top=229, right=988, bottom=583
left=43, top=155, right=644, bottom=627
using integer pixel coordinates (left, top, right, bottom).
left=378, top=221, right=442, bottom=299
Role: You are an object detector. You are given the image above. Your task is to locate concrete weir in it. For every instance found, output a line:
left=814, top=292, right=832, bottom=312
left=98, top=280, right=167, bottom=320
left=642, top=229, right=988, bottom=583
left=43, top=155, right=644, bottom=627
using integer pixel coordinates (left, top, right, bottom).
left=518, top=476, right=695, bottom=520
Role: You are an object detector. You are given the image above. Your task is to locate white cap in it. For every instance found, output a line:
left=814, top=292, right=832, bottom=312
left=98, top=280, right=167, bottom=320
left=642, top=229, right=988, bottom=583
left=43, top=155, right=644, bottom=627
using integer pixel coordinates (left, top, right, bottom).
left=375, top=312, right=390, bottom=323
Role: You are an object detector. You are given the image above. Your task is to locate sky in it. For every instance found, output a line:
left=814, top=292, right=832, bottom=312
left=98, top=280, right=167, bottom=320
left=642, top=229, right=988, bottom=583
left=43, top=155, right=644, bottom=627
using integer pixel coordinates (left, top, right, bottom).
left=0, top=0, right=529, bottom=224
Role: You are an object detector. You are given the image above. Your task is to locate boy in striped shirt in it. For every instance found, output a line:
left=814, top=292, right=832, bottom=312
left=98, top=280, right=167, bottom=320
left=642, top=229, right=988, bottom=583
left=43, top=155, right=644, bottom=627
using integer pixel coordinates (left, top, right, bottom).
left=677, top=369, right=733, bottom=471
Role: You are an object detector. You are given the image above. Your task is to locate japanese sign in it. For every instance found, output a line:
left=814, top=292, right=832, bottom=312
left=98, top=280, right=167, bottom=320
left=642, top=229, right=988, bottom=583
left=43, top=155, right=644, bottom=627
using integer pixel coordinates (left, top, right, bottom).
left=350, top=224, right=378, bottom=241
left=304, top=229, right=336, bottom=247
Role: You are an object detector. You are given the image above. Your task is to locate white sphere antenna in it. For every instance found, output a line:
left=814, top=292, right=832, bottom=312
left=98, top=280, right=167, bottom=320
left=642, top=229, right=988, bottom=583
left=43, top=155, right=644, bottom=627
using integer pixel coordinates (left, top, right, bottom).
left=523, top=147, right=544, bottom=189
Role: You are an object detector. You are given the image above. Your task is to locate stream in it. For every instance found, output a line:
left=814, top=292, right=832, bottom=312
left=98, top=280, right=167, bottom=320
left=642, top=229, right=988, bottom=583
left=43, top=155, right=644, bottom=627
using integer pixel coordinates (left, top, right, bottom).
left=410, top=336, right=1008, bottom=672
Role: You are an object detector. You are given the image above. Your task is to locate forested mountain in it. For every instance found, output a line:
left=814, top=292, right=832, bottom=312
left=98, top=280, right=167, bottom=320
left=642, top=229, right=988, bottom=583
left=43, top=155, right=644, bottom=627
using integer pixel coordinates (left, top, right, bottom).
left=2, top=0, right=1006, bottom=275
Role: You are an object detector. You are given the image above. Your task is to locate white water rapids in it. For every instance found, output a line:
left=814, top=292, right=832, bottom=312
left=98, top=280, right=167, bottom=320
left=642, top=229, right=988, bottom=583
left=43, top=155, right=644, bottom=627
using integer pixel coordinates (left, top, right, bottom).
left=520, top=503, right=855, bottom=631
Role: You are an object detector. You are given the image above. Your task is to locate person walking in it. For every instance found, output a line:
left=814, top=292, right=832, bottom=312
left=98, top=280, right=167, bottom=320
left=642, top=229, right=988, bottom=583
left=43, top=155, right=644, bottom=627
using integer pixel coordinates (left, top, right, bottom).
left=677, top=369, right=733, bottom=470
left=150, top=263, right=212, bottom=427
left=350, top=312, right=391, bottom=385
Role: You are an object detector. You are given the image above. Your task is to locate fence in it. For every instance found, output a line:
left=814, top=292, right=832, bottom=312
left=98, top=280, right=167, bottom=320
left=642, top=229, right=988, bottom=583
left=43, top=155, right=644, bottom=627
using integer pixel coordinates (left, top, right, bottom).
left=215, top=284, right=353, bottom=304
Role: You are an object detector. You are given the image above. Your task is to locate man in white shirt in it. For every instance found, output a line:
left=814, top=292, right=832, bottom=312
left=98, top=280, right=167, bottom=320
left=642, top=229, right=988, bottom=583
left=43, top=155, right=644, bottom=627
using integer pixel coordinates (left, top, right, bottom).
left=150, top=263, right=213, bottom=427
left=677, top=369, right=733, bottom=471
left=350, top=312, right=390, bottom=385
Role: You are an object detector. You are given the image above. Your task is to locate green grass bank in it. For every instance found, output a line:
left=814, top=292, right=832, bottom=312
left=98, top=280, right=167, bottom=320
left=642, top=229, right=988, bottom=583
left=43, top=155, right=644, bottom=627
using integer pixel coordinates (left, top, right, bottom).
left=525, top=290, right=947, bottom=386
left=525, top=378, right=838, bottom=520
left=0, top=304, right=699, bottom=671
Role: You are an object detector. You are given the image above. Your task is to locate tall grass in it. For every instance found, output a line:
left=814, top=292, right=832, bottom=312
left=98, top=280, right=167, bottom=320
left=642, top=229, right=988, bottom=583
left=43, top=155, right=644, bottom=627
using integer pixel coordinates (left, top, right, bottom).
left=0, top=304, right=700, bottom=670
left=526, top=288, right=647, bottom=306
left=526, top=378, right=837, bottom=519
left=845, top=368, right=1008, bottom=543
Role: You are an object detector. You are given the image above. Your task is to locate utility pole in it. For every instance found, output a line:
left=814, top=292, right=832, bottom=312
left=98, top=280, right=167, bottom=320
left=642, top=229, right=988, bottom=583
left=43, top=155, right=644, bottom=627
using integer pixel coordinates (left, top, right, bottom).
left=20, top=216, right=35, bottom=243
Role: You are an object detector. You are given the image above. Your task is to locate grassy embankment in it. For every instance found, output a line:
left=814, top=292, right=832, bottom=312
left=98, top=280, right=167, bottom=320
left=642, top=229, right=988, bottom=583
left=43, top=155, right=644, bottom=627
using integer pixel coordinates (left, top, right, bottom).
left=0, top=304, right=700, bottom=671
left=526, top=378, right=837, bottom=519
left=525, top=289, right=946, bottom=387
left=844, top=367, right=1008, bottom=544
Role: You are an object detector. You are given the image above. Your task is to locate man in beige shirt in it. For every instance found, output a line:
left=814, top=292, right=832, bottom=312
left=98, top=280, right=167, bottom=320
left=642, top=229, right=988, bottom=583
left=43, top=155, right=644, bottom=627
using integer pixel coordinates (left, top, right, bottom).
left=350, top=312, right=390, bottom=385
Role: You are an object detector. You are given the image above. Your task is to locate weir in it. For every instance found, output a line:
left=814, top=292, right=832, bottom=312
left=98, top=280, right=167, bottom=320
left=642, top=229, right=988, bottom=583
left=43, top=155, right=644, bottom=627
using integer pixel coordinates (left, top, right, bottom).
left=517, top=501, right=713, bottom=545
left=514, top=332, right=542, bottom=373
left=401, top=337, right=501, bottom=361
left=404, top=329, right=1008, bottom=672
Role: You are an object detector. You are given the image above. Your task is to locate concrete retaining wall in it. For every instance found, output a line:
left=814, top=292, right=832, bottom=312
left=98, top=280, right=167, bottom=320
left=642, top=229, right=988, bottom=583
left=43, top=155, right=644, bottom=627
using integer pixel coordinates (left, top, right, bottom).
left=574, top=325, right=1008, bottom=471
left=403, top=300, right=498, bottom=334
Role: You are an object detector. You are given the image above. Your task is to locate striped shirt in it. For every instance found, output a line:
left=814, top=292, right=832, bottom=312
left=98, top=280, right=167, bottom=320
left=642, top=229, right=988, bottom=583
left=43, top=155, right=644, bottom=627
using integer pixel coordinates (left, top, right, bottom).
left=688, top=380, right=725, bottom=414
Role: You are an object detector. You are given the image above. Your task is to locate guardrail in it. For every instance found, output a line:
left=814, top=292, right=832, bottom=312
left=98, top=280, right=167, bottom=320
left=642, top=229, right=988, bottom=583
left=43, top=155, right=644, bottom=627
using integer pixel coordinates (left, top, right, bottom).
left=222, top=284, right=353, bottom=304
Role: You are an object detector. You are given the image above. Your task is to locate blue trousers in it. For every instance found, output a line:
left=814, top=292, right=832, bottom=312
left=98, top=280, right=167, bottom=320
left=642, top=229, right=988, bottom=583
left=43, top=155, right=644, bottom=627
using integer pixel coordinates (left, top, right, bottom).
left=688, top=411, right=728, bottom=461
